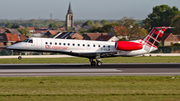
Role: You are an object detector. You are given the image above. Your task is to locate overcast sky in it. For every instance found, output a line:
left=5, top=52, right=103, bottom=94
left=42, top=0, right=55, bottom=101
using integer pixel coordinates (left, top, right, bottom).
left=0, top=0, right=180, bottom=20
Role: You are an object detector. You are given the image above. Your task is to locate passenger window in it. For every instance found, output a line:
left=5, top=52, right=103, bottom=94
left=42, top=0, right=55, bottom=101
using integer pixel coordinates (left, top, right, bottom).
left=73, top=43, right=75, bottom=46
left=98, top=45, right=101, bottom=47
left=55, top=43, right=57, bottom=45
left=78, top=44, right=80, bottom=46
left=64, top=43, right=66, bottom=45
left=103, top=45, right=105, bottom=47
left=88, top=44, right=90, bottom=47
left=68, top=43, right=70, bottom=46
left=28, top=40, right=33, bottom=43
left=108, top=45, right=110, bottom=48
left=45, top=42, right=48, bottom=44
left=59, top=43, right=61, bottom=45
left=83, top=44, right=85, bottom=47
left=93, top=45, right=95, bottom=47
left=50, top=42, right=52, bottom=45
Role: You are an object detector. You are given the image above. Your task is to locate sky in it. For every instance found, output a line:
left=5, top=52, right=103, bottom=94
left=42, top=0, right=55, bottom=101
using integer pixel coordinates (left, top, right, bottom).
left=0, top=0, right=180, bottom=20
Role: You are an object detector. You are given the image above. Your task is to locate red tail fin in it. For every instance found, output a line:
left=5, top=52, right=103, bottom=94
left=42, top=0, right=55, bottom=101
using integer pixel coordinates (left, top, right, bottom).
left=143, top=26, right=171, bottom=48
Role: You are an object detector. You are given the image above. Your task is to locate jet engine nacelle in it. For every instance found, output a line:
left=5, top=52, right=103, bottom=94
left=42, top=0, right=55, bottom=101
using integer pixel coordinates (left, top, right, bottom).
left=115, top=41, right=143, bottom=51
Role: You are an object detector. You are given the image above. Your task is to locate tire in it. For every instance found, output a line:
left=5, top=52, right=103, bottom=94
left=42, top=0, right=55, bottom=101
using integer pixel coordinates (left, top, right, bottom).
left=91, top=61, right=96, bottom=66
left=18, top=56, right=22, bottom=60
left=97, top=61, right=102, bottom=67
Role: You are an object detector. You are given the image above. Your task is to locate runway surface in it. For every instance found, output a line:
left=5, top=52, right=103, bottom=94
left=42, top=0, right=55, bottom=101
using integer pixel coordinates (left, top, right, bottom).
left=0, top=63, right=180, bottom=77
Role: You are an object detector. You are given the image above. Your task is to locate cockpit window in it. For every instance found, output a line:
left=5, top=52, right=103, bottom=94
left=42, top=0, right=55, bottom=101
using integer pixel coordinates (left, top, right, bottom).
left=23, top=39, right=29, bottom=42
left=28, top=40, right=33, bottom=43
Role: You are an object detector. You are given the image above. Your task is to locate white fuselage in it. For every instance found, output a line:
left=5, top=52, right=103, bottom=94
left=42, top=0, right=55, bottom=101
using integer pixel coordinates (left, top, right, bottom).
left=7, top=37, right=149, bottom=58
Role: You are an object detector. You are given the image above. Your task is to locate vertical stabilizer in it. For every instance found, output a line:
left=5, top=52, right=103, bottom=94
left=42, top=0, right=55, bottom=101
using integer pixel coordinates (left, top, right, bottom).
left=142, top=26, right=171, bottom=52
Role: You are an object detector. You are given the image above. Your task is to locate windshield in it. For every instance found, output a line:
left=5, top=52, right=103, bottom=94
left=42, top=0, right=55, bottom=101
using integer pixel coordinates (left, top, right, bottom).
left=23, top=39, right=29, bottom=42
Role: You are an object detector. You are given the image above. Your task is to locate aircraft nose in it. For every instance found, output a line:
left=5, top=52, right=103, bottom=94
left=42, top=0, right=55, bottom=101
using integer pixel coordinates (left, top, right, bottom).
left=7, top=45, right=14, bottom=50
left=7, top=44, right=18, bottom=50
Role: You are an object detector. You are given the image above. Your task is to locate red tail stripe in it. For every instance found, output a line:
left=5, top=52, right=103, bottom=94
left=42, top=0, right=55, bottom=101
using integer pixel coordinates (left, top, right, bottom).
left=162, top=28, right=166, bottom=32
left=154, top=30, right=159, bottom=35
left=159, top=32, right=163, bottom=37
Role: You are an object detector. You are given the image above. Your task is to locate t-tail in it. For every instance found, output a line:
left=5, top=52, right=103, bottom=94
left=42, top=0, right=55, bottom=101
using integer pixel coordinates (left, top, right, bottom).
left=142, top=26, right=172, bottom=53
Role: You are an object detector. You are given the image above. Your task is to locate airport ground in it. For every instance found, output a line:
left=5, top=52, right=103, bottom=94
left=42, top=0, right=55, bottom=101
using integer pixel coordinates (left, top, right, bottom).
left=0, top=54, right=180, bottom=100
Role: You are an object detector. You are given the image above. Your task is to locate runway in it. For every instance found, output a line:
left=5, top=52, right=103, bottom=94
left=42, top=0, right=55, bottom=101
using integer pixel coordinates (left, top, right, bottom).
left=0, top=63, right=180, bottom=77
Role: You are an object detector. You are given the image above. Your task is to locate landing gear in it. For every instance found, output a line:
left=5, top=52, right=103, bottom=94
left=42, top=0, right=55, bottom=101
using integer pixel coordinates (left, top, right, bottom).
left=89, top=54, right=102, bottom=66
left=91, top=61, right=96, bottom=66
left=96, top=54, right=102, bottom=67
left=96, top=61, right=102, bottom=67
left=89, top=59, right=102, bottom=66
left=89, top=59, right=96, bottom=66
left=18, top=52, right=22, bottom=60
left=18, top=56, right=22, bottom=60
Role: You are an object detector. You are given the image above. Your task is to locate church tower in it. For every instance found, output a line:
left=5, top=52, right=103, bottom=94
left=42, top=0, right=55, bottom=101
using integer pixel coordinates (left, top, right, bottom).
left=66, top=2, right=74, bottom=29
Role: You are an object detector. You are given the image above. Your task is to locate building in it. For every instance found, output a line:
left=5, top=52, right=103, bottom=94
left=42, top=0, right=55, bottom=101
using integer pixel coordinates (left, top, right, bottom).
left=43, top=30, right=57, bottom=38
left=28, top=27, right=35, bottom=33
left=5, top=29, right=20, bottom=35
left=29, top=28, right=48, bottom=38
left=66, top=2, right=74, bottom=29
left=96, top=35, right=118, bottom=42
left=0, top=33, right=27, bottom=48
left=161, top=33, right=180, bottom=46
left=83, top=33, right=107, bottom=40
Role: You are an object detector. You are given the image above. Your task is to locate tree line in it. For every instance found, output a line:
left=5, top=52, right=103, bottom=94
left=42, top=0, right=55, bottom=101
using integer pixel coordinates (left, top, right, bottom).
left=0, top=19, right=65, bottom=28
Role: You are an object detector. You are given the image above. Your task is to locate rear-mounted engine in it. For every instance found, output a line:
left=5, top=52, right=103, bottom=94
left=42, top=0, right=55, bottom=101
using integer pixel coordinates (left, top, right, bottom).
left=115, top=41, right=143, bottom=51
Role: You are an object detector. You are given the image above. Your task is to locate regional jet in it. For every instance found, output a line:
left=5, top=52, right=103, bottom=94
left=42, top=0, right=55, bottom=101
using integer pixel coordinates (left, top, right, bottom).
left=7, top=26, right=172, bottom=66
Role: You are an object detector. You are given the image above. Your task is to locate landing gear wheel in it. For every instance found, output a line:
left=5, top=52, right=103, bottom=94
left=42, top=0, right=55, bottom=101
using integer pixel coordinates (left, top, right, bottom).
left=97, top=61, right=102, bottom=67
left=18, top=56, right=22, bottom=60
left=91, top=61, right=96, bottom=66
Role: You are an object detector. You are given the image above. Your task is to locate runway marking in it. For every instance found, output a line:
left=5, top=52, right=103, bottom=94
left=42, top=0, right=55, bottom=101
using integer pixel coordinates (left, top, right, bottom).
left=0, top=69, right=122, bottom=73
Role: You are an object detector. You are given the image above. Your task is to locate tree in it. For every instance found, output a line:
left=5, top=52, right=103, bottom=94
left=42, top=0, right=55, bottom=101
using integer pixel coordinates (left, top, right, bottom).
left=94, top=22, right=102, bottom=28
left=17, top=28, right=30, bottom=37
left=82, top=20, right=95, bottom=27
left=11, top=24, right=20, bottom=29
left=88, top=23, right=120, bottom=33
left=78, top=28, right=85, bottom=33
left=111, top=26, right=127, bottom=36
left=49, top=23, right=58, bottom=29
left=100, top=20, right=108, bottom=25
left=170, top=16, right=180, bottom=34
left=101, top=23, right=120, bottom=32
left=145, top=5, right=180, bottom=29
left=5, top=23, right=13, bottom=28
left=142, top=18, right=151, bottom=32
left=118, top=17, right=142, bottom=40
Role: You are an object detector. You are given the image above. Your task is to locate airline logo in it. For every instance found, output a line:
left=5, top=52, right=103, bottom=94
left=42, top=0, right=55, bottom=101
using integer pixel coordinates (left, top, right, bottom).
left=45, top=45, right=68, bottom=50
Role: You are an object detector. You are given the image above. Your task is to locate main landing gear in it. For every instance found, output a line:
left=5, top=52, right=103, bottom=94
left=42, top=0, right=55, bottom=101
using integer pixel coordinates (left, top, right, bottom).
left=89, top=54, right=102, bottom=66
left=89, top=59, right=102, bottom=67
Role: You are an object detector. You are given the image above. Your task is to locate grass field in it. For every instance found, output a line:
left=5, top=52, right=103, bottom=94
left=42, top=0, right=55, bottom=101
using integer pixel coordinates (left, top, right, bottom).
left=0, top=76, right=180, bottom=101
left=0, top=56, right=180, bottom=101
left=0, top=56, right=180, bottom=64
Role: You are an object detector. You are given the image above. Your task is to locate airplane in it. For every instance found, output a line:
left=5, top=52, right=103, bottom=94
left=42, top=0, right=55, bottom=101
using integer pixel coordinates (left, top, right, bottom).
left=7, top=26, right=172, bottom=66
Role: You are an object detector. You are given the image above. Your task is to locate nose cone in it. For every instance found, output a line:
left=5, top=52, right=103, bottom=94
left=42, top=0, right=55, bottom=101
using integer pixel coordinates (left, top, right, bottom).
left=7, top=43, right=20, bottom=50
left=7, top=45, right=16, bottom=50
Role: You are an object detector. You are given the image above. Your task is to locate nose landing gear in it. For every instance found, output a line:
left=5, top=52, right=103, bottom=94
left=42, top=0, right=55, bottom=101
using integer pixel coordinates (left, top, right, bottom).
left=18, top=52, right=22, bottom=60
